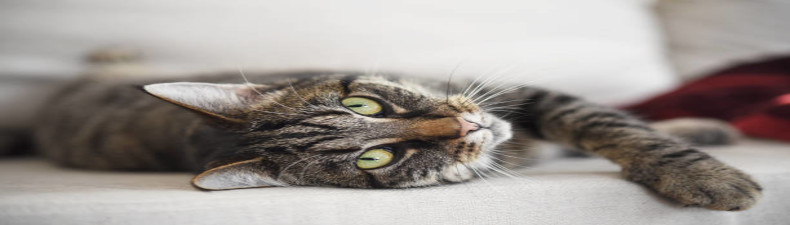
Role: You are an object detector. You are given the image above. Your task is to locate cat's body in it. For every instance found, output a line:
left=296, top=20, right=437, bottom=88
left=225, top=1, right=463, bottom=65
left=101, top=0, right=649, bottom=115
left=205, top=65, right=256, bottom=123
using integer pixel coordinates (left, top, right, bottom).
left=35, top=71, right=761, bottom=211
left=37, top=72, right=325, bottom=171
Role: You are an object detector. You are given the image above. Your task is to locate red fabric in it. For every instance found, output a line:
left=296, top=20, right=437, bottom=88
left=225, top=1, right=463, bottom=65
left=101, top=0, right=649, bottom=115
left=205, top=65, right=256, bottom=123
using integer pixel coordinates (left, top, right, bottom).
left=623, top=57, right=790, bottom=142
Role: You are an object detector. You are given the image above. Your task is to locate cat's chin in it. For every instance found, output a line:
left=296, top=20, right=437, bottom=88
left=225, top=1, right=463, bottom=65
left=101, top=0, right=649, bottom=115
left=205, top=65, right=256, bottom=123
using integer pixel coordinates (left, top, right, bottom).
left=486, top=115, right=513, bottom=146
left=475, top=113, right=512, bottom=153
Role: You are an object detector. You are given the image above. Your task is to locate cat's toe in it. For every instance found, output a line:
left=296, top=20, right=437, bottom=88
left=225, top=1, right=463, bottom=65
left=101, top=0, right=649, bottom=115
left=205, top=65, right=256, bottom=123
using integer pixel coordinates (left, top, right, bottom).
left=627, top=159, right=762, bottom=211
left=665, top=180, right=761, bottom=211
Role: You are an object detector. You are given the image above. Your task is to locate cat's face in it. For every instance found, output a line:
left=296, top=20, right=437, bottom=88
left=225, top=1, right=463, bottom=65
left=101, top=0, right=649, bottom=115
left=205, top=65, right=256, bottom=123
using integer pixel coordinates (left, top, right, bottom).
left=144, top=75, right=512, bottom=189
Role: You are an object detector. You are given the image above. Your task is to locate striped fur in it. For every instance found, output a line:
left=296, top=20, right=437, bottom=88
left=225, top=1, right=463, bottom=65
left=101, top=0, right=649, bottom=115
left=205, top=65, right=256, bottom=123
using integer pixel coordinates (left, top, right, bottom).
left=35, top=71, right=761, bottom=211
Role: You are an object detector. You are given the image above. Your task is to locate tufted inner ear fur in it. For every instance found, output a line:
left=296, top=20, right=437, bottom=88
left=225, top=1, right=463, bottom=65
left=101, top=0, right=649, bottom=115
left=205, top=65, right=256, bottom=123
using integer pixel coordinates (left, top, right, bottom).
left=191, top=158, right=284, bottom=190
left=142, top=82, right=267, bottom=123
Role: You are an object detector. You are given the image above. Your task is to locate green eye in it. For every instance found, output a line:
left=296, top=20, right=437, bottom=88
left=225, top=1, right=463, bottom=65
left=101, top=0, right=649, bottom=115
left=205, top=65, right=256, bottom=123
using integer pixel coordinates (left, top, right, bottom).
left=342, top=97, right=383, bottom=116
left=357, top=149, right=394, bottom=169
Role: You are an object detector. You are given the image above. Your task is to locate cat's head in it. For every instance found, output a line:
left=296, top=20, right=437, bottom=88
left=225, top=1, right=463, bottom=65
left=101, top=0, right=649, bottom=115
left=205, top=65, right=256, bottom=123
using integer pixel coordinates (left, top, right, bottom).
left=143, top=74, right=512, bottom=190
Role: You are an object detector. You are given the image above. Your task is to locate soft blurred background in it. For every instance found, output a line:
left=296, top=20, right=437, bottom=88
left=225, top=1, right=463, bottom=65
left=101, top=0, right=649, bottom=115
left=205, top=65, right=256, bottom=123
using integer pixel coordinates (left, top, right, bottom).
left=2, top=0, right=790, bottom=142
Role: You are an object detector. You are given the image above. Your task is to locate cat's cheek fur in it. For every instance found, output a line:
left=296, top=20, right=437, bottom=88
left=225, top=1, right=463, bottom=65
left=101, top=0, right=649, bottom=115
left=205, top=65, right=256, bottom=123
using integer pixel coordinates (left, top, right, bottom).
left=440, top=163, right=476, bottom=183
left=394, top=170, right=443, bottom=188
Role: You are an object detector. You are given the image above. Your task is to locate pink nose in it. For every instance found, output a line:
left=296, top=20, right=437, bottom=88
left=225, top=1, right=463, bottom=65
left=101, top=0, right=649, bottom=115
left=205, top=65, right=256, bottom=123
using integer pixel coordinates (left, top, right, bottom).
left=456, top=117, right=480, bottom=137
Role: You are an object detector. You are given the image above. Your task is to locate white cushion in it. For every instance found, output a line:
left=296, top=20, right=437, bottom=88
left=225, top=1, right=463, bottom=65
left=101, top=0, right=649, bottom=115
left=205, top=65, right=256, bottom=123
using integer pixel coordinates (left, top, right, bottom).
left=0, top=0, right=675, bottom=106
left=1, top=139, right=788, bottom=224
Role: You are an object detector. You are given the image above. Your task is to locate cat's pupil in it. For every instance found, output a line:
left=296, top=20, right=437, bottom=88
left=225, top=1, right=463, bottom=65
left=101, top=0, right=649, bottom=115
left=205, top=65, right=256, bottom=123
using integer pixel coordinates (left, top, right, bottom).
left=360, top=157, right=378, bottom=161
left=348, top=104, right=364, bottom=107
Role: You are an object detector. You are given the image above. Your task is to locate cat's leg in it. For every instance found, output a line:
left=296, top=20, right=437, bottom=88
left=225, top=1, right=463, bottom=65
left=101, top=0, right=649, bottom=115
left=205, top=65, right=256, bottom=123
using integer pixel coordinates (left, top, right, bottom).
left=650, top=118, right=741, bottom=146
left=499, top=88, right=761, bottom=211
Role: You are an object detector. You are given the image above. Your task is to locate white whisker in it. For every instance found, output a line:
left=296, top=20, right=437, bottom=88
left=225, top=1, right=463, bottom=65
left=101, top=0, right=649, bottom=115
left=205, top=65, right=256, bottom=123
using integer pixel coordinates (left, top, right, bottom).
left=475, top=83, right=532, bottom=105
left=480, top=99, right=528, bottom=108
left=299, top=156, right=329, bottom=181
left=487, top=161, right=519, bottom=179
left=278, top=155, right=322, bottom=180
left=288, top=80, right=317, bottom=108
left=237, top=67, right=309, bottom=113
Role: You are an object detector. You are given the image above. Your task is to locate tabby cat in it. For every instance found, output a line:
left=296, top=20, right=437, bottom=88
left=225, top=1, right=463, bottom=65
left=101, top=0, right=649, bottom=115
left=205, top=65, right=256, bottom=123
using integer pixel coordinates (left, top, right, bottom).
left=35, top=71, right=761, bottom=211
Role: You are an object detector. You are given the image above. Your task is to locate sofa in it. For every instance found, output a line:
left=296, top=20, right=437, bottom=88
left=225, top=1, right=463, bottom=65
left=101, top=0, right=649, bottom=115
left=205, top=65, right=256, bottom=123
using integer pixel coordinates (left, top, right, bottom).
left=1, top=140, right=788, bottom=224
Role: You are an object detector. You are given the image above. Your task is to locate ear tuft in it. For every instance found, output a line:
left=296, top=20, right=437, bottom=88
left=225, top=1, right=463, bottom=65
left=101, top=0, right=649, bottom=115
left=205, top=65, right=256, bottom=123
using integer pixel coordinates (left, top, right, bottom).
left=143, top=82, right=266, bottom=122
left=192, top=158, right=284, bottom=190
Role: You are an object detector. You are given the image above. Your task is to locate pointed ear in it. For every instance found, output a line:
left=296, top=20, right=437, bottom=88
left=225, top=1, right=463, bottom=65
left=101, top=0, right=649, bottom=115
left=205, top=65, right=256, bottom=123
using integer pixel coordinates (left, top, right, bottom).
left=191, top=158, right=284, bottom=190
left=142, top=82, right=267, bottom=123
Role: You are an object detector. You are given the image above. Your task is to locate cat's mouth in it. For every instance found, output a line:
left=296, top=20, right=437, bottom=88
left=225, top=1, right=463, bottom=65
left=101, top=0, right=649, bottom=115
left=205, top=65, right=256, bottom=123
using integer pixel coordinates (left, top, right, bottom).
left=457, top=113, right=512, bottom=163
left=485, top=115, right=513, bottom=146
left=434, top=113, right=512, bottom=184
left=463, top=113, right=512, bottom=145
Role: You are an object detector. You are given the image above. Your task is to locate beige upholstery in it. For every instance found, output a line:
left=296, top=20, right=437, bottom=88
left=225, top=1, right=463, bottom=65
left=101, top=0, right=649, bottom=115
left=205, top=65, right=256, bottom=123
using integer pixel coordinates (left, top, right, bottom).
left=2, top=140, right=788, bottom=224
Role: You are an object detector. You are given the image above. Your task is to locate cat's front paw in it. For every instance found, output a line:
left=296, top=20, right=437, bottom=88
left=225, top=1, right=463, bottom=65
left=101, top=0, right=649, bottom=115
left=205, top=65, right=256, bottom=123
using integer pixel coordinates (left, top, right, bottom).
left=626, top=152, right=762, bottom=211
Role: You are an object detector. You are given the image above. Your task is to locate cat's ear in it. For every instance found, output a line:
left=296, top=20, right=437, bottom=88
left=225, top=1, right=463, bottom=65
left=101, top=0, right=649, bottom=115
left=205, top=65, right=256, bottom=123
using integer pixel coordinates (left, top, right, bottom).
left=191, top=158, right=284, bottom=190
left=142, top=82, right=267, bottom=123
